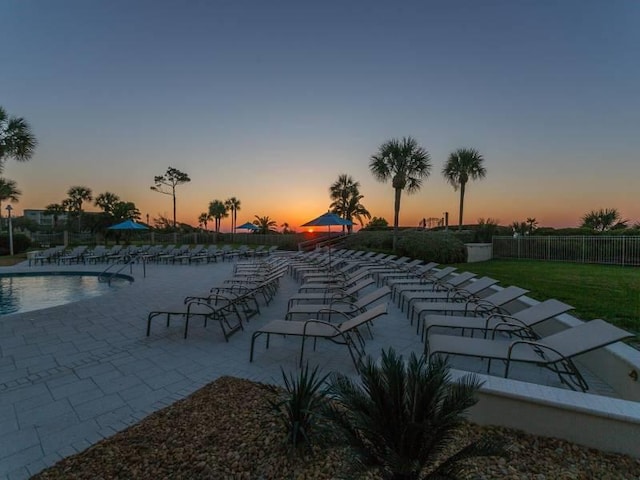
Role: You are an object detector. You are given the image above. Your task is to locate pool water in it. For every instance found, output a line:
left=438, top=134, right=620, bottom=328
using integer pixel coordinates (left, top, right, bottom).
left=0, top=274, right=129, bottom=315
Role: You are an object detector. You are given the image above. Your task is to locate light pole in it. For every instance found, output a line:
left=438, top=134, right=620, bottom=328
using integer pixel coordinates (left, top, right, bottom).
left=6, top=205, right=13, bottom=256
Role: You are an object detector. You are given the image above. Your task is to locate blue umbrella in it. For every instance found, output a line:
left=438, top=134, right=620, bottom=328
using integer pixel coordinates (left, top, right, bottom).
left=236, top=221, right=259, bottom=231
left=107, top=220, right=149, bottom=230
left=301, top=211, right=352, bottom=228
left=302, top=212, right=352, bottom=262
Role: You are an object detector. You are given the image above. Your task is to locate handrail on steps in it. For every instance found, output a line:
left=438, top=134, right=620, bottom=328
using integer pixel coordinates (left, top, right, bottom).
left=98, top=255, right=142, bottom=284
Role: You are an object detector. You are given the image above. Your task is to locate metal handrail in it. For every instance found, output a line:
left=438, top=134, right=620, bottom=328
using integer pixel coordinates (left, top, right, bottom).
left=98, top=255, right=139, bottom=284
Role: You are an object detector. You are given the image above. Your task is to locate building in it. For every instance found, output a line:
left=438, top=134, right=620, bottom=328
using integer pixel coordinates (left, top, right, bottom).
left=23, top=209, right=69, bottom=227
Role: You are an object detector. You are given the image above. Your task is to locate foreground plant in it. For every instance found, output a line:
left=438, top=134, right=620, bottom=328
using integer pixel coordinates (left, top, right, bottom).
left=327, top=348, right=504, bottom=480
left=270, top=363, right=331, bottom=452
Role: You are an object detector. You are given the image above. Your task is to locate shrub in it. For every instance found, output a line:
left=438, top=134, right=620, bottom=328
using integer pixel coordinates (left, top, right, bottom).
left=326, top=349, right=505, bottom=479
left=396, top=231, right=466, bottom=264
left=343, top=231, right=394, bottom=251
left=269, top=364, right=331, bottom=452
left=0, top=234, right=31, bottom=255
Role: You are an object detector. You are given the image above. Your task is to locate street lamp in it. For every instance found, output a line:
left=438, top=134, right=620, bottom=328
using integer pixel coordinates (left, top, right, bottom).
left=5, top=205, right=13, bottom=256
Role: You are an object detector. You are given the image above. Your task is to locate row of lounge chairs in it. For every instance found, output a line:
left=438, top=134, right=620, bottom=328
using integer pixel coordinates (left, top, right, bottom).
left=28, top=244, right=278, bottom=266
left=141, top=247, right=632, bottom=393
left=146, top=257, right=288, bottom=340
left=252, top=249, right=633, bottom=392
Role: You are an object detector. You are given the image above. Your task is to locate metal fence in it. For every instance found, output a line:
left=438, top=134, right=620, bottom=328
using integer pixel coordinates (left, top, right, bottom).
left=492, top=236, right=640, bottom=266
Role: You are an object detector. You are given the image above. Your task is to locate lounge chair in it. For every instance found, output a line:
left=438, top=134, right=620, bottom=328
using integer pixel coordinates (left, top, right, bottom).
left=58, top=246, right=88, bottom=265
left=146, top=293, right=244, bottom=341
left=426, top=319, right=634, bottom=391
left=393, top=271, right=479, bottom=306
left=287, top=277, right=376, bottom=308
left=411, top=286, right=529, bottom=334
left=402, top=275, right=498, bottom=315
left=250, top=303, right=389, bottom=369
left=421, top=298, right=573, bottom=341
left=285, top=286, right=390, bottom=321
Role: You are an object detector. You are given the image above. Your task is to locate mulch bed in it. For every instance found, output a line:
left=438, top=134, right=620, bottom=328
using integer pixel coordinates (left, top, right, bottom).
left=33, top=376, right=640, bottom=480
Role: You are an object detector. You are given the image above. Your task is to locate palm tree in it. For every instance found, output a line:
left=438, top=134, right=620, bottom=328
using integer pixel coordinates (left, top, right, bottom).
left=0, top=177, right=21, bottom=233
left=224, top=197, right=241, bottom=232
left=111, top=201, right=140, bottom=221
left=329, top=174, right=371, bottom=233
left=150, top=167, right=191, bottom=228
left=65, top=185, right=93, bottom=232
left=442, top=148, right=487, bottom=230
left=369, top=137, right=431, bottom=251
left=198, top=212, right=212, bottom=231
left=208, top=200, right=228, bottom=233
left=0, top=106, right=37, bottom=173
left=253, top=215, right=277, bottom=234
left=526, top=217, right=538, bottom=235
left=581, top=208, right=626, bottom=232
left=44, top=203, right=66, bottom=229
left=327, top=349, right=504, bottom=480
left=94, top=192, right=120, bottom=215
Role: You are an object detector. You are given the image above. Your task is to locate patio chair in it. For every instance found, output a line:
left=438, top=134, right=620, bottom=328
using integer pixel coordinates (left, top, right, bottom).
left=285, top=286, right=391, bottom=321
left=422, top=298, right=574, bottom=341
left=250, top=303, right=389, bottom=369
left=412, top=286, right=529, bottom=335
left=426, top=319, right=634, bottom=391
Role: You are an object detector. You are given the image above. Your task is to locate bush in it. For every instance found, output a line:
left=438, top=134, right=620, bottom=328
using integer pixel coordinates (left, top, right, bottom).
left=343, top=231, right=394, bottom=251
left=0, top=234, right=31, bottom=255
left=269, top=364, right=331, bottom=452
left=396, top=231, right=466, bottom=264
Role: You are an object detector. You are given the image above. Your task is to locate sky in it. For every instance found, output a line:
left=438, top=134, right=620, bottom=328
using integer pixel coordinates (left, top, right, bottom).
left=2, top=0, right=639, bottom=231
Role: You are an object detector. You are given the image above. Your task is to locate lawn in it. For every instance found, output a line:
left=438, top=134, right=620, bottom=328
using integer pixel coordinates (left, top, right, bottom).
left=448, top=259, right=640, bottom=333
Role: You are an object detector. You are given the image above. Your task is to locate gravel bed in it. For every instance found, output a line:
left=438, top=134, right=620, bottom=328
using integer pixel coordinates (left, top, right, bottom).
left=33, top=376, right=640, bottom=480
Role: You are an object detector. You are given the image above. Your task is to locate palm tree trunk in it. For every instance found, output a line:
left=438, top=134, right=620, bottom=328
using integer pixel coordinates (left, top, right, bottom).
left=393, top=187, right=402, bottom=251
left=458, top=183, right=466, bottom=230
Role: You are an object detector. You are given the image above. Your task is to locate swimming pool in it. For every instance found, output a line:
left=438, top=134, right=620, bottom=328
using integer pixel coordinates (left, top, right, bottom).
left=0, top=272, right=133, bottom=315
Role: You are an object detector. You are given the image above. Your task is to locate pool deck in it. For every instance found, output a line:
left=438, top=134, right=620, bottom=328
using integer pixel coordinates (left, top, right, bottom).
left=0, top=254, right=637, bottom=477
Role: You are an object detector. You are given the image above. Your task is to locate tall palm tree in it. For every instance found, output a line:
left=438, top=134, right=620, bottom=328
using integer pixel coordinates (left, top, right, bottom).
left=94, top=191, right=120, bottom=215
left=65, top=185, right=93, bottom=232
left=208, top=199, right=228, bottom=233
left=224, top=197, right=241, bottom=232
left=442, top=148, right=487, bottom=230
left=0, top=106, right=37, bottom=173
left=253, top=215, right=277, bottom=234
left=329, top=174, right=371, bottom=233
left=369, top=137, right=431, bottom=250
left=44, top=203, right=66, bottom=229
left=198, top=212, right=212, bottom=231
left=0, top=177, right=21, bottom=233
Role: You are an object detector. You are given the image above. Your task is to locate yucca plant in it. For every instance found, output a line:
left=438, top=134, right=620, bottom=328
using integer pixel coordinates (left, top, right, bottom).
left=270, top=363, right=331, bottom=452
left=326, top=348, right=504, bottom=479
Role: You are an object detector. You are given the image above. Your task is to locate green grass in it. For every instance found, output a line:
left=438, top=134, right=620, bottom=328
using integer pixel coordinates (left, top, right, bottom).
left=448, top=259, right=640, bottom=333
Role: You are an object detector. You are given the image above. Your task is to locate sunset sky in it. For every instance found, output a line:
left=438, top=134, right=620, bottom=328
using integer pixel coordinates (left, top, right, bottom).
left=2, top=1, right=638, bottom=231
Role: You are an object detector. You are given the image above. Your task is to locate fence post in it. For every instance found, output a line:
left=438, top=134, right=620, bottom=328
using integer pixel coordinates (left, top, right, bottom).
left=622, top=236, right=626, bottom=267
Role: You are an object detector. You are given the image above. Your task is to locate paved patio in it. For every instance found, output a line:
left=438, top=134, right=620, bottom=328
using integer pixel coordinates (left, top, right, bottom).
left=0, top=254, right=612, bottom=478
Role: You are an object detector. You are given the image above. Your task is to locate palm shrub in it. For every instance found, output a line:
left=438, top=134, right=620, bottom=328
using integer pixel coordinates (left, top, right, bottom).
left=326, top=349, right=504, bottom=480
left=269, top=364, right=331, bottom=452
